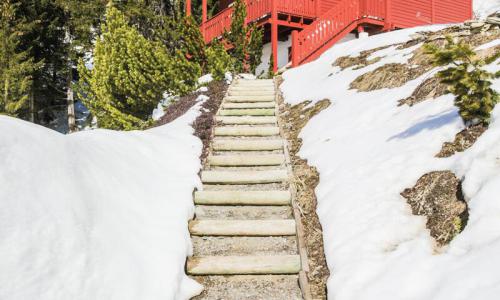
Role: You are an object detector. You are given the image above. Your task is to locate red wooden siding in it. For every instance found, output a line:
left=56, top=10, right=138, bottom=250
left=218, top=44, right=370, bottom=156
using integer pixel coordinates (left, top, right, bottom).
left=320, top=0, right=342, bottom=15
left=434, top=0, right=472, bottom=24
left=390, top=0, right=432, bottom=27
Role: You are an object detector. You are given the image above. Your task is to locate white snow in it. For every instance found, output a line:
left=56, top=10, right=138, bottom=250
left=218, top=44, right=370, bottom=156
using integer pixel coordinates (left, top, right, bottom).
left=474, top=0, right=500, bottom=19
left=281, top=25, right=500, bottom=300
left=0, top=105, right=204, bottom=299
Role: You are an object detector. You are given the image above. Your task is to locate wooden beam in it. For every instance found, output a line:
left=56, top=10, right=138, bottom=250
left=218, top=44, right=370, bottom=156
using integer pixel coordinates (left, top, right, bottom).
left=271, top=0, right=278, bottom=73
left=187, top=255, right=301, bottom=275
left=186, top=0, right=191, bottom=16
left=189, top=219, right=297, bottom=236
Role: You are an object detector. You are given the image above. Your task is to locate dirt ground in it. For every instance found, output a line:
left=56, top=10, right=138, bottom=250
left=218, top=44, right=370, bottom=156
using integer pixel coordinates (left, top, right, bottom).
left=277, top=77, right=331, bottom=300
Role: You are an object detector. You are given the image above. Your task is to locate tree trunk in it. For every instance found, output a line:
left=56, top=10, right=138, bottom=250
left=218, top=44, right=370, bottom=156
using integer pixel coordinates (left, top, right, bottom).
left=67, top=67, right=76, bottom=133
left=29, top=88, right=35, bottom=123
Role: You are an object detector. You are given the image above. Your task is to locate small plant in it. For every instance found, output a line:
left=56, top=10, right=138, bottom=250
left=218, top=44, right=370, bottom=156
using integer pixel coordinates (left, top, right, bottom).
left=206, top=39, right=233, bottom=81
left=425, top=36, right=499, bottom=125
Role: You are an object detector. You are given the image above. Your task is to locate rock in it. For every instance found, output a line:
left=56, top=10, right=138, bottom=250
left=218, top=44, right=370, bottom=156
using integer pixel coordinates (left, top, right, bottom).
left=401, top=171, right=468, bottom=246
left=469, top=21, right=485, bottom=29
left=410, top=33, right=426, bottom=40
left=486, top=17, right=500, bottom=25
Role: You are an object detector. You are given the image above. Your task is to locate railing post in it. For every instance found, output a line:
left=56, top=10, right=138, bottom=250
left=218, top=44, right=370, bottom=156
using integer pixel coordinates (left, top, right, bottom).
left=271, top=0, right=278, bottom=73
left=202, top=0, right=207, bottom=40
left=186, top=0, right=192, bottom=16
left=291, top=30, right=299, bottom=67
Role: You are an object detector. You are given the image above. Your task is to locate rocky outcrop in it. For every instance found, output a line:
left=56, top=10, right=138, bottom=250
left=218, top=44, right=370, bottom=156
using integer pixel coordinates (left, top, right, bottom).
left=401, top=171, right=468, bottom=246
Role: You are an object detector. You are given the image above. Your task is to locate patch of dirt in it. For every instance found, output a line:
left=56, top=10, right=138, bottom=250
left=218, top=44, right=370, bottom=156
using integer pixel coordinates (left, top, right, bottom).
left=401, top=171, right=468, bottom=247
left=436, top=124, right=488, bottom=158
left=277, top=77, right=331, bottom=300
left=398, top=76, right=448, bottom=107
left=333, top=45, right=391, bottom=70
left=156, top=81, right=227, bottom=162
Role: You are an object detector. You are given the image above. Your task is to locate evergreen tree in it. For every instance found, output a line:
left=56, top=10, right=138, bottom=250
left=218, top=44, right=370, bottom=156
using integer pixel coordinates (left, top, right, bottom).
left=77, top=5, right=200, bottom=130
left=207, top=39, right=233, bottom=81
left=225, top=0, right=263, bottom=73
left=425, top=36, right=499, bottom=125
left=180, top=16, right=207, bottom=69
left=0, top=0, right=40, bottom=117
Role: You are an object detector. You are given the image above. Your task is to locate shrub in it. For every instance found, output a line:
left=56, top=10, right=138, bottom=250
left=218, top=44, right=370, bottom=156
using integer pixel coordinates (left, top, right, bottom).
left=425, top=36, right=499, bottom=125
left=207, top=39, right=233, bottom=81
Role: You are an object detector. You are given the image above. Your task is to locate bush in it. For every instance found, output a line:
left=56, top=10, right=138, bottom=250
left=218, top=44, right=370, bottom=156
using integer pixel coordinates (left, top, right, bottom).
left=77, top=6, right=200, bottom=130
left=206, top=39, right=233, bottom=81
left=425, top=36, right=499, bottom=125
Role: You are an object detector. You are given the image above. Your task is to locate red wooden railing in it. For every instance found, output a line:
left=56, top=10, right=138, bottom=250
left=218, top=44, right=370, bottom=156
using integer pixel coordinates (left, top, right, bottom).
left=292, top=0, right=361, bottom=65
left=201, top=0, right=318, bottom=43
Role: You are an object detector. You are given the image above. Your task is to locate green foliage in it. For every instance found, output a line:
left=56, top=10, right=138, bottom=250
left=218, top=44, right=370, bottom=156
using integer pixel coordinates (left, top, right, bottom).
left=77, top=5, right=200, bottom=130
left=0, top=0, right=40, bottom=117
left=207, top=39, right=233, bottom=81
left=247, top=24, right=263, bottom=73
left=425, top=36, right=499, bottom=125
left=225, top=0, right=263, bottom=73
left=180, top=16, right=207, bottom=69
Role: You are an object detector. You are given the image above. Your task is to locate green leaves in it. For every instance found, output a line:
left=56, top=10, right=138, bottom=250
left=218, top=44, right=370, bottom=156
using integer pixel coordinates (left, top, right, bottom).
left=77, top=5, right=200, bottom=130
left=424, top=36, right=499, bottom=125
left=207, top=39, right=233, bottom=81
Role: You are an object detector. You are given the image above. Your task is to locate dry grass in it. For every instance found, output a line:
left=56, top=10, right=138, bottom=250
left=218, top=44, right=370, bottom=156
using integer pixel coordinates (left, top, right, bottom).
left=398, top=76, right=448, bottom=107
left=436, top=124, right=487, bottom=158
left=333, top=45, right=391, bottom=70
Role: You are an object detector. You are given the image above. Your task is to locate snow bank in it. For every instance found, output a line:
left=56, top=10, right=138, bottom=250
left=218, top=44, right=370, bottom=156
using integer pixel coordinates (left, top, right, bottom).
left=0, top=106, right=203, bottom=299
left=281, top=26, right=500, bottom=299
left=474, top=0, right=500, bottom=19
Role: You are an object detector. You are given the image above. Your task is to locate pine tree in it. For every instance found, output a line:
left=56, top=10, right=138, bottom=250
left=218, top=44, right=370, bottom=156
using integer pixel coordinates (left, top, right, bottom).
left=207, top=39, right=233, bottom=81
left=425, top=36, right=499, bottom=125
left=0, top=0, right=40, bottom=117
left=225, top=0, right=263, bottom=73
left=180, top=16, right=207, bottom=70
left=77, top=5, right=200, bottom=130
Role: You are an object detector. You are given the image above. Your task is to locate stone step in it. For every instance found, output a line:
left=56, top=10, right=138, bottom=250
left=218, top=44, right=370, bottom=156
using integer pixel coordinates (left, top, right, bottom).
left=214, top=126, right=280, bottom=136
left=219, top=109, right=275, bottom=116
left=225, top=96, right=275, bottom=103
left=192, top=236, right=298, bottom=256
left=186, top=255, right=301, bottom=275
left=212, top=139, right=283, bottom=151
left=195, top=205, right=293, bottom=220
left=216, top=116, right=277, bottom=125
left=222, top=102, right=275, bottom=109
left=201, top=169, right=288, bottom=184
left=189, top=219, right=296, bottom=236
left=208, top=154, right=284, bottom=166
left=194, top=190, right=291, bottom=206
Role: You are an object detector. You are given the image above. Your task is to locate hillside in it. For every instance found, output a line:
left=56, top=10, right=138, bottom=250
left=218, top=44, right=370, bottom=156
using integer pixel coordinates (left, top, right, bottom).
left=280, top=16, right=500, bottom=300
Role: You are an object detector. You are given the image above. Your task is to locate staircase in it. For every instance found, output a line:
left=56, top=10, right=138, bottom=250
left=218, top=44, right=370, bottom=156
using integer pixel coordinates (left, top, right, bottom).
left=188, top=79, right=310, bottom=299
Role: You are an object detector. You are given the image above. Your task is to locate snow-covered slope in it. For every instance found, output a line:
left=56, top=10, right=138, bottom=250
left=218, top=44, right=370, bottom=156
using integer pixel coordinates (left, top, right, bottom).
left=281, top=26, right=500, bottom=299
left=0, top=107, right=203, bottom=299
left=475, top=0, right=500, bottom=18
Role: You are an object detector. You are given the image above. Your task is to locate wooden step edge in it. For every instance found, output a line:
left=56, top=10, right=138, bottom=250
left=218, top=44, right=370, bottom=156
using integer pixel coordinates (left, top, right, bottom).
left=215, top=116, right=278, bottom=125
left=218, top=109, right=275, bottom=116
left=194, top=190, right=291, bottom=206
left=186, top=255, right=301, bottom=275
left=208, top=154, right=285, bottom=166
left=201, top=170, right=288, bottom=184
left=214, top=126, right=280, bottom=137
left=212, top=139, right=283, bottom=151
left=189, top=219, right=297, bottom=236
left=222, top=102, right=276, bottom=109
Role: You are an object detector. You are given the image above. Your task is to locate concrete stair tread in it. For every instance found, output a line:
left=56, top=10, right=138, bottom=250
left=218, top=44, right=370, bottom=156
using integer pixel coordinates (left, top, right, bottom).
left=214, top=126, right=280, bottom=136
left=208, top=154, right=285, bottom=166
left=219, top=108, right=275, bottom=116
left=216, top=116, right=277, bottom=125
left=189, top=219, right=296, bottom=236
left=201, top=169, right=288, bottom=184
left=187, top=255, right=301, bottom=275
left=194, top=190, right=291, bottom=205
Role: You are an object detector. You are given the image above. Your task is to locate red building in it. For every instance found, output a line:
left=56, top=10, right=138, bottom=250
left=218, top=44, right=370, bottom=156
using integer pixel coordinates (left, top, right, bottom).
left=186, top=0, right=472, bottom=72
